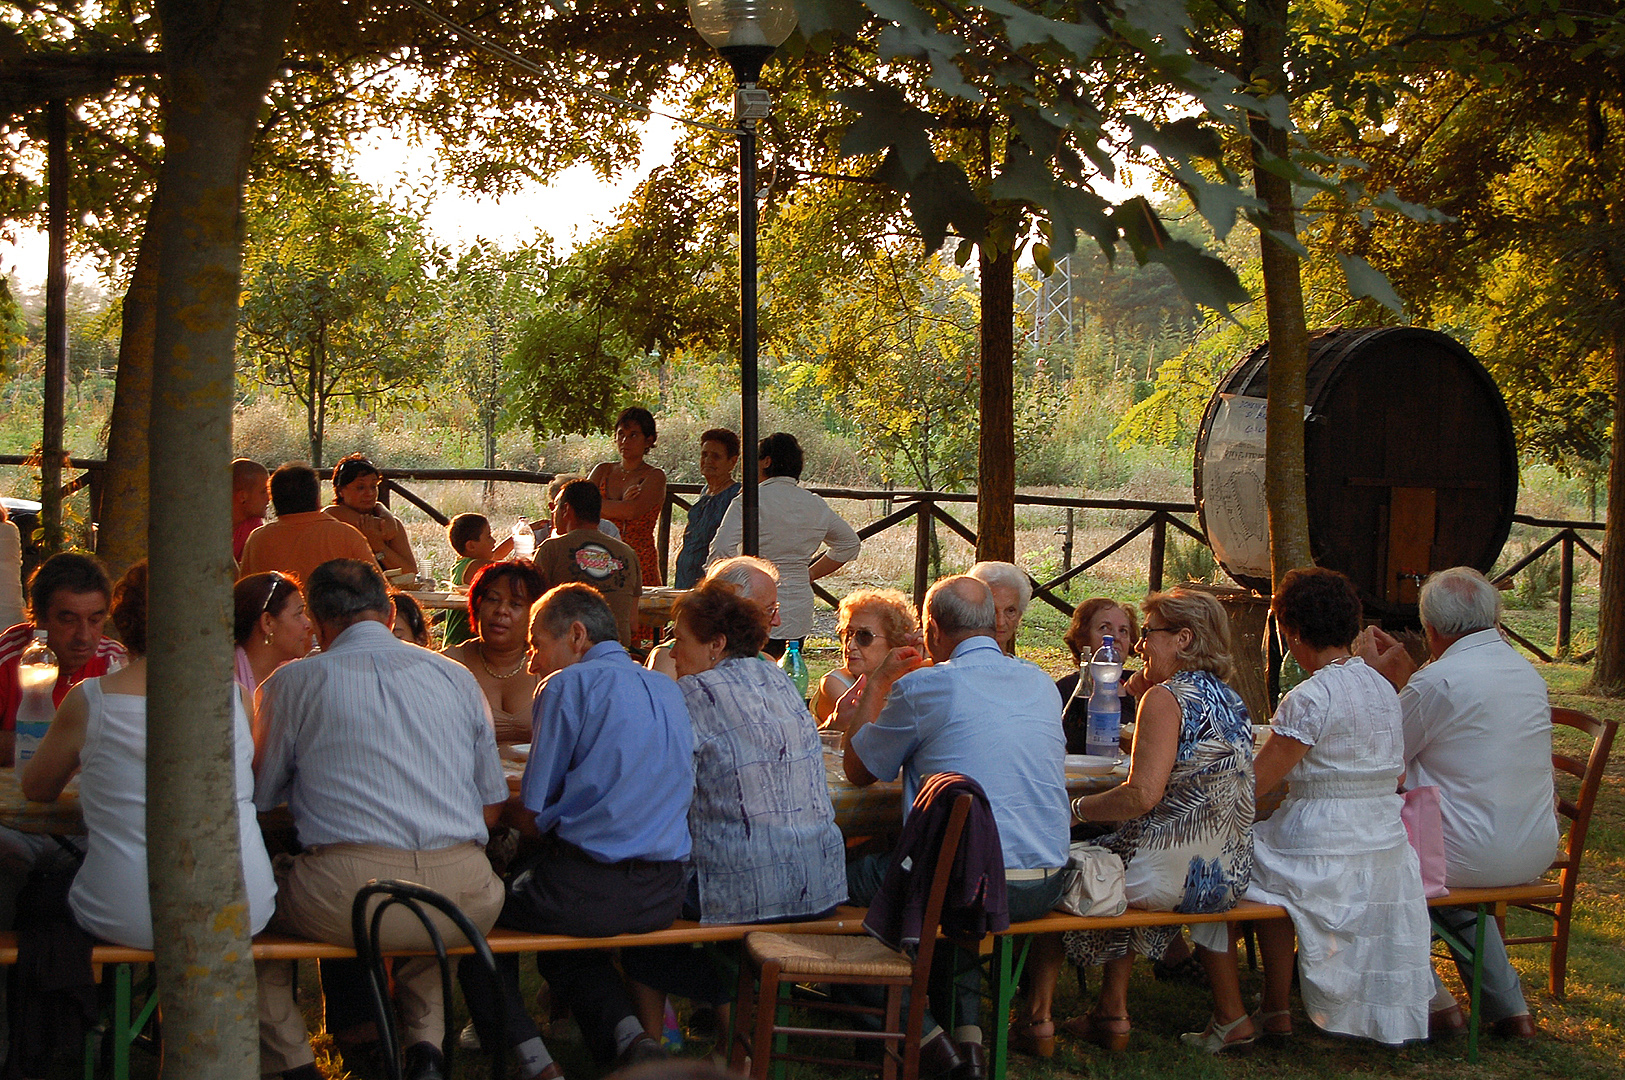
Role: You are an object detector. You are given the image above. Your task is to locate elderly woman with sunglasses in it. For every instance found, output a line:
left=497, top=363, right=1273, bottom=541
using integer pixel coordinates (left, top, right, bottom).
left=1058, top=588, right=1256, bottom=1054
left=234, top=571, right=313, bottom=698
left=811, top=589, right=918, bottom=727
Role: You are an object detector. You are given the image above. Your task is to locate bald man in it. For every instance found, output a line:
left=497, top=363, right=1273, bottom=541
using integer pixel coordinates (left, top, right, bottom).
left=645, top=556, right=781, bottom=679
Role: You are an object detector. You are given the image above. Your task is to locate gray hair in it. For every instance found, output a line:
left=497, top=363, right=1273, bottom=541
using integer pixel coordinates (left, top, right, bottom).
left=533, top=582, right=619, bottom=645
left=925, top=575, right=996, bottom=636
left=707, top=555, right=779, bottom=596
left=306, top=559, right=391, bottom=627
left=967, top=561, right=1031, bottom=613
left=1419, top=567, right=1501, bottom=637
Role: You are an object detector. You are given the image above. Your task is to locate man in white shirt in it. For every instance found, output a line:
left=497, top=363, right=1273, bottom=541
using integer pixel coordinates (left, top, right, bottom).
left=707, top=432, right=860, bottom=657
left=1360, top=566, right=1557, bottom=1040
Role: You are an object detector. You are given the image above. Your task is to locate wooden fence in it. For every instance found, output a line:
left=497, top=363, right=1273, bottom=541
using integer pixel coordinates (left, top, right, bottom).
left=1, top=457, right=1606, bottom=660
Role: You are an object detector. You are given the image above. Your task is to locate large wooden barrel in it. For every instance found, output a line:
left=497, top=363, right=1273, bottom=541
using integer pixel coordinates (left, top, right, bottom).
left=1193, top=327, right=1517, bottom=622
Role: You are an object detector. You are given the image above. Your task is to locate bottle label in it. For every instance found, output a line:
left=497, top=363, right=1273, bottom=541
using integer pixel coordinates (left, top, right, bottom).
left=15, top=721, right=48, bottom=764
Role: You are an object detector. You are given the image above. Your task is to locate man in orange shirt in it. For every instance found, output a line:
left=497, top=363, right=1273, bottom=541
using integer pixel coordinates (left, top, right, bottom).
left=238, top=463, right=374, bottom=584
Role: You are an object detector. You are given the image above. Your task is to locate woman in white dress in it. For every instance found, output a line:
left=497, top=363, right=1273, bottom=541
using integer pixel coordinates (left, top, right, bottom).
left=1237, top=568, right=1431, bottom=1044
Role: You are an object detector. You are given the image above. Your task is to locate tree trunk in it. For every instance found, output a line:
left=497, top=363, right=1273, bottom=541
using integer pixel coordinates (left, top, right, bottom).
left=1243, top=0, right=1314, bottom=589
left=98, top=190, right=163, bottom=581
left=1589, top=336, right=1625, bottom=693
left=147, top=3, right=291, bottom=1078
left=977, top=243, right=1016, bottom=561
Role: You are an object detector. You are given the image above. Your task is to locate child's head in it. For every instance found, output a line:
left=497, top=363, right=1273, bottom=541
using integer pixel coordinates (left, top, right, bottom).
left=231, top=458, right=271, bottom=519
left=449, top=513, right=494, bottom=559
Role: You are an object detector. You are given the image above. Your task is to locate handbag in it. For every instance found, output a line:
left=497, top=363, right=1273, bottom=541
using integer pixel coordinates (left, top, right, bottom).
left=1400, top=785, right=1450, bottom=898
left=1055, top=842, right=1127, bottom=917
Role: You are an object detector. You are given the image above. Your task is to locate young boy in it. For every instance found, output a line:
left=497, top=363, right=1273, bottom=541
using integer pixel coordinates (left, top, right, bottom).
left=443, top=513, right=500, bottom=647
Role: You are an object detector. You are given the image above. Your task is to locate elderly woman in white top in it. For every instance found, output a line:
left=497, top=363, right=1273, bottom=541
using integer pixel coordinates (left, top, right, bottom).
left=1212, top=568, right=1431, bottom=1046
left=968, top=560, right=1031, bottom=655
left=707, top=432, right=861, bottom=659
left=622, top=578, right=847, bottom=1040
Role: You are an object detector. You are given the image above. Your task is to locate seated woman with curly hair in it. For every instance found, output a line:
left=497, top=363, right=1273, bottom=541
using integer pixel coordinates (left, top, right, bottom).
left=811, top=588, right=918, bottom=727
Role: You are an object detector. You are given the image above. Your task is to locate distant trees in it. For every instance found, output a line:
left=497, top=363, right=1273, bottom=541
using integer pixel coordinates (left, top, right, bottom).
left=237, top=171, right=443, bottom=467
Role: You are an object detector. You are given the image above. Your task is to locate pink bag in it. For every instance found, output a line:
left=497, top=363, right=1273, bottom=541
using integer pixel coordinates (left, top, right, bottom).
left=1401, top=785, right=1450, bottom=898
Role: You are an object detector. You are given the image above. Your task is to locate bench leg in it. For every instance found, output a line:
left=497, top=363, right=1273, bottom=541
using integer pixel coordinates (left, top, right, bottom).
left=1468, top=904, right=1487, bottom=1065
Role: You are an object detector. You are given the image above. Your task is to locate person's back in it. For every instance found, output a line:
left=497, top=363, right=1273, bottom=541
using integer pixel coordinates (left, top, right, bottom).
left=534, top=481, right=642, bottom=648
left=238, top=462, right=374, bottom=584
left=1401, top=628, right=1557, bottom=886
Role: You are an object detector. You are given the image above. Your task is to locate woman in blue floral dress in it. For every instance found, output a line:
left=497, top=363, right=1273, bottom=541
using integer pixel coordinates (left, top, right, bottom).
left=1060, top=589, right=1256, bottom=1052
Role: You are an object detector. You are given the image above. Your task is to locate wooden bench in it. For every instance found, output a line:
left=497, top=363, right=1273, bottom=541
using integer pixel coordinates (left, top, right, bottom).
left=0, top=906, right=870, bottom=1080
left=982, top=883, right=1563, bottom=1077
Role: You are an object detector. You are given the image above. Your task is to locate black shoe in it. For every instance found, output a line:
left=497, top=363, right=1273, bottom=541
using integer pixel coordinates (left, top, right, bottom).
left=617, top=1034, right=667, bottom=1069
left=403, top=1041, right=446, bottom=1080
left=918, top=1031, right=964, bottom=1080
left=953, top=1041, right=987, bottom=1080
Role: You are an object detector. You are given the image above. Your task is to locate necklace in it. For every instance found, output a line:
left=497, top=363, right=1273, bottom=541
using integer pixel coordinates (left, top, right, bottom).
left=476, top=642, right=527, bottom=680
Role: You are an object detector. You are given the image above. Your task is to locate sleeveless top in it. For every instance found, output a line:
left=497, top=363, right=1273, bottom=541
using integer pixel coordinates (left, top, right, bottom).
left=598, top=477, right=663, bottom=587
left=70, top=679, right=277, bottom=949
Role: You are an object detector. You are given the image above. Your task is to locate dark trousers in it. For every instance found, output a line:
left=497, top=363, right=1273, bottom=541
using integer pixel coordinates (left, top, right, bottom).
left=846, top=854, right=1064, bottom=1035
left=457, top=847, right=686, bottom=1065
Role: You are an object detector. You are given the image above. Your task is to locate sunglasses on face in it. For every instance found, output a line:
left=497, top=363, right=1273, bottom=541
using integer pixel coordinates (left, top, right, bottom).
left=1138, top=626, right=1180, bottom=644
left=840, top=627, right=878, bottom=648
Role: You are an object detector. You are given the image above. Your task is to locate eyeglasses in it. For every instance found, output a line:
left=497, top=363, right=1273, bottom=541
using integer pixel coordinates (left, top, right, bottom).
left=839, top=627, right=878, bottom=648
left=1138, top=626, right=1180, bottom=643
left=260, top=571, right=285, bottom=618
left=765, top=602, right=780, bottom=621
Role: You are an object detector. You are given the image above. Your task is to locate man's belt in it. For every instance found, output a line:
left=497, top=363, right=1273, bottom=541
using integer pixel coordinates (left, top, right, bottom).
left=1006, top=866, right=1066, bottom=882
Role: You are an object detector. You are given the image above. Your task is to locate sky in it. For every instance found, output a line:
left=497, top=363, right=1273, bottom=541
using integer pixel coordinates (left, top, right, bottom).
left=0, top=112, right=685, bottom=292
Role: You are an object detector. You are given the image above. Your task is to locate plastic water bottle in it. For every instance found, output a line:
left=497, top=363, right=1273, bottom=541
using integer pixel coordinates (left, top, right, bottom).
left=511, top=520, right=535, bottom=559
left=15, top=632, right=58, bottom=764
left=779, top=640, right=809, bottom=703
left=1085, top=635, right=1124, bottom=758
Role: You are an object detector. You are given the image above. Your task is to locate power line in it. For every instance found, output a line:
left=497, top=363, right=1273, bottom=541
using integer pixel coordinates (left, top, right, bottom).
left=396, top=0, right=737, bottom=138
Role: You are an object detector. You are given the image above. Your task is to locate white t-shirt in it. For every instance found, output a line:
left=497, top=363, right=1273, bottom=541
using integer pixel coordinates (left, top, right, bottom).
left=1400, top=628, right=1559, bottom=888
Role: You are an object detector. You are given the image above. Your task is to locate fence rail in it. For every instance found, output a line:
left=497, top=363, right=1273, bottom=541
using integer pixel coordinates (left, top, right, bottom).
left=2, top=458, right=1605, bottom=661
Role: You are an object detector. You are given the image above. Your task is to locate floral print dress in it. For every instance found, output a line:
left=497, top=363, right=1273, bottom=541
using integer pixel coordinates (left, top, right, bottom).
left=1065, top=668, right=1254, bottom=964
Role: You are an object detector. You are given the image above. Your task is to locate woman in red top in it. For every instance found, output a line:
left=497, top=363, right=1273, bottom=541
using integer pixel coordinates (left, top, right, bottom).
left=588, top=407, right=667, bottom=586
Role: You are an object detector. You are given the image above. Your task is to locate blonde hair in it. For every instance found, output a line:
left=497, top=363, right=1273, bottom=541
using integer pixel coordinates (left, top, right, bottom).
left=1142, top=588, right=1234, bottom=681
left=837, top=589, right=918, bottom=647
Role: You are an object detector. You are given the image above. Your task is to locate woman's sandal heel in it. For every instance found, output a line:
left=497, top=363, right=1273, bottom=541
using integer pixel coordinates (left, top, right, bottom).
left=1061, top=1013, right=1130, bottom=1052
left=1010, top=1019, right=1056, bottom=1058
left=1180, top=1013, right=1257, bottom=1054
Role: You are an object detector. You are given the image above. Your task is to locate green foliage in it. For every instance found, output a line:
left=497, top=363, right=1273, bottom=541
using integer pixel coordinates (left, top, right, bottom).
left=504, top=301, right=629, bottom=442
left=1164, top=535, right=1221, bottom=587
left=237, top=170, right=444, bottom=466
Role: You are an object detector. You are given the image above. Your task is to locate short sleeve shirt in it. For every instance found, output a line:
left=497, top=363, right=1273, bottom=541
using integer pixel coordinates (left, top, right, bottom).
left=534, top=528, right=642, bottom=647
left=0, top=622, right=127, bottom=731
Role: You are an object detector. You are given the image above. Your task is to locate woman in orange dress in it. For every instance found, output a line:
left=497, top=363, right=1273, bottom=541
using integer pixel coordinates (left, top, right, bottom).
left=588, top=407, right=667, bottom=586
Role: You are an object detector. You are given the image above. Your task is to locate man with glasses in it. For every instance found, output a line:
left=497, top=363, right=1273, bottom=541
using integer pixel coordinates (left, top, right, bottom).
left=646, top=555, right=780, bottom=677
left=835, top=575, right=1069, bottom=1080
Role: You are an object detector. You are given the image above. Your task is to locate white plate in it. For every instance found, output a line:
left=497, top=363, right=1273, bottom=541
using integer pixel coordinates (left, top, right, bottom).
left=1065, top=754, right=1122, bottom=775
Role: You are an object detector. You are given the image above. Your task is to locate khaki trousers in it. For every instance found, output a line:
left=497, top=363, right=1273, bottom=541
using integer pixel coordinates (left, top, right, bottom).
left=257, top=842, right=504, bottom=1075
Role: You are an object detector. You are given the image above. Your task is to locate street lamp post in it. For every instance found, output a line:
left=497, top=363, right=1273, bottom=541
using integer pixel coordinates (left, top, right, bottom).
left=687, top=0, right=797, bottom=557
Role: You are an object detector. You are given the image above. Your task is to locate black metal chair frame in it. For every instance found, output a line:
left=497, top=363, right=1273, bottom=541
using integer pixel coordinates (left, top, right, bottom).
left=349, top=880, right=504, bottom=1080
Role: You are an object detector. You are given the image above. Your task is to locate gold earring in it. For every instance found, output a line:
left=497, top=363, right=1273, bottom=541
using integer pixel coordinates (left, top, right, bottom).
left=264, top=634, right=273, bottom=646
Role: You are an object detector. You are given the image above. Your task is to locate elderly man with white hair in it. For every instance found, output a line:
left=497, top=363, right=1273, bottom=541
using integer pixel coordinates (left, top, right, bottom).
left=967, top=560, right=1031, bottom=655
left=1359, top=566, right=1557, bottom=1040
left=646, top=556, right=780, bottom=678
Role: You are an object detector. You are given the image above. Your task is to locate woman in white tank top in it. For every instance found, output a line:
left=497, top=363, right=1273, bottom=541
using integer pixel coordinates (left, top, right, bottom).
left=20, top=562, right=276, bottom=948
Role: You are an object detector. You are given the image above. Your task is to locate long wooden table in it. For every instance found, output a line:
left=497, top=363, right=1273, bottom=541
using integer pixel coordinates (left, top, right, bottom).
left=414, top=587, right=686, bottom=627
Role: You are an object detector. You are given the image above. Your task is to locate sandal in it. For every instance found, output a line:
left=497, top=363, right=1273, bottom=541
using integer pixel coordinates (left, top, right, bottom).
left=1252, top=1008, right=1292, bottom=1043
left=1010, top=1018, right=1055, bottom=1058
left=1180, top=1013, right=1256, bottom=1054
left=1060, top=1012, right=1130, bottom=1052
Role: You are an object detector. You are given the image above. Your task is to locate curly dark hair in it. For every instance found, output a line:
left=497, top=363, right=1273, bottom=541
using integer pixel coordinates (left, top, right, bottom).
left=110, top=561, right=148, bottom=657
left=391, top=591, right=431, bottom=647
left=616, top=406, right=657, bottom=441
left=1272, top=567, right=1363, bottom=651
left=467, top=560, right=547, bottom=625
left=673, top=579, right=770, bottom=659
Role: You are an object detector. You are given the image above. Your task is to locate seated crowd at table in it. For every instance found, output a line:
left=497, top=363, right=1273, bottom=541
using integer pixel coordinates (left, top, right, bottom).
left=0, top=430, right=1562, bottom=1080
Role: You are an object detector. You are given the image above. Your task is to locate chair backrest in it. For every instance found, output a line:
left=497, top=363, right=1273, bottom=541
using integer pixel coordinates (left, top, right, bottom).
left=909, top=789, right=975, bottom=975
left=1549, top=708, right=1617, bottom=879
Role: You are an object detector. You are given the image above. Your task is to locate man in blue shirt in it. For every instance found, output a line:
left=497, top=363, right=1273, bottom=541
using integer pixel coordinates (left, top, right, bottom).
left=459, top=583, right=694, bottom=1077
left=840, top=575, right=1070, bottom=1080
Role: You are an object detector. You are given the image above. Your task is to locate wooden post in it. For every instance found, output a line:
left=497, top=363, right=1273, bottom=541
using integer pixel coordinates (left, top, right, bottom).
left=41, top=98, right=69, bottom=553
left=1558, top=530, right=1574, bottom=659
left=1061, top=507, right=1074, bottom=590
left=1149, top=514, right=1167, bottom=592
left=657, top=493, right=674, bottom=585
left=913, top=501, right=932, bottom=612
